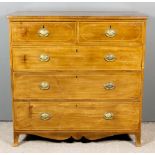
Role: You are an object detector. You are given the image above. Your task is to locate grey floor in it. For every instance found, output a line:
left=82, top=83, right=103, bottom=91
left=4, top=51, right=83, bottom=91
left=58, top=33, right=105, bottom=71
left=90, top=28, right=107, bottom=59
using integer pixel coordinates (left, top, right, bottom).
left=0, top=122, right=155, bottom=153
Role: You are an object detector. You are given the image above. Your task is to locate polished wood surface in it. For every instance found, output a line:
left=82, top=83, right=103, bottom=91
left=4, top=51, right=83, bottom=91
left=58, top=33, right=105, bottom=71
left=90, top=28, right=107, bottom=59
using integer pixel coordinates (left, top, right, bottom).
left=14, top=102, right=139, bottom=131
left=13, top=72, right=141, bottom=100
left=11, top=22, right=76, bottom=44
left=8, top=11, right=147, bottom=21
left=79, top=22, right=143, bottom=43
left=9, top=11, right=147, bottom=146
left=13, top=46, right=142, bottom=71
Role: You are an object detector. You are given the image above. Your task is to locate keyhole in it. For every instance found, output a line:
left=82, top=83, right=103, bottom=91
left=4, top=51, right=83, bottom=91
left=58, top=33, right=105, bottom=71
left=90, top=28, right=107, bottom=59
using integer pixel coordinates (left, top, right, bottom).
left=76, top=49, right=78, bottom=53
left=109, top=25, right=112, bottom=29
left=76, top=104, right=78, bottom=108
left=75, top=75, right=78, bottom=78
left=42, top=25, right=45, bottom=28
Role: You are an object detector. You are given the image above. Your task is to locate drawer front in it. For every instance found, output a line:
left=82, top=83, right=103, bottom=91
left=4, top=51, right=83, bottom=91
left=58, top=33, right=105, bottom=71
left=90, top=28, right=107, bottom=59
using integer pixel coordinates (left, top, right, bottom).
left=13, top=72, right=141, bottom=100
left=14, top=102, right=139, bottom=130
left=11, top=22, right=76, bottom=44
left=13, top=46, right=142, bottom=71
left=79, top=22, right=143, bottom=43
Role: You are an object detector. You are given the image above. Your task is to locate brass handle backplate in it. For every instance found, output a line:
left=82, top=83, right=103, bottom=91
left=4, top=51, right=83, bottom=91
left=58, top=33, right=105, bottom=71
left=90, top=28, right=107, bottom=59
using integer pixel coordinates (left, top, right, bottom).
left=104, top=112, right=114, bottom=120
left=40, top=54, right=50, bottom=62
left=40, top=113, right=51, bottom=120
left=105, top=26, right=116, bottom=38
left=104, top=82, right=115, bottom=90
left=38, top=26, right=49, bottom=37
left=104, top=54, right=116, bottom=62
left=39, top=81, right=50, bottom=90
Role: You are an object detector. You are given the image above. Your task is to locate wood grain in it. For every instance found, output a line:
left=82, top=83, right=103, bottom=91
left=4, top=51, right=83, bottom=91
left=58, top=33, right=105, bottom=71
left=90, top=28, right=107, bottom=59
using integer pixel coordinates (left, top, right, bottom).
left=8, top=11, right=147, bottom=21
left=11, top=22, right=76, bottom=44
left=13, top=46, right=142, bottom=71
left=14, top=102, right=139, bottom=131
left=13, top=72, right=141, bottom=100
left=79, top=22, right=143, bottom=44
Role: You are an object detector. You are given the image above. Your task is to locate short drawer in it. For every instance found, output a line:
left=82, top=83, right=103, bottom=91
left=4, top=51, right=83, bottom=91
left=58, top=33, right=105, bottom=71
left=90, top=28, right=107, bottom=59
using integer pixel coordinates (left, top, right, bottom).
left=79, top=22, right=143, bottom=44
left=14, top=102, right=139, bottom=131
left=12, top=46, right=142, bottom=71
left=13, top=72, right=141, bottom=100
left=11, top=22, right=76, bottom=44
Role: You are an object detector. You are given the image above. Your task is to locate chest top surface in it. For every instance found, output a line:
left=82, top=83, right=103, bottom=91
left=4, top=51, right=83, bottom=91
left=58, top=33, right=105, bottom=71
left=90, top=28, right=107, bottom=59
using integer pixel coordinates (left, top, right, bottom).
left=8, top=11, right=147, bottom=21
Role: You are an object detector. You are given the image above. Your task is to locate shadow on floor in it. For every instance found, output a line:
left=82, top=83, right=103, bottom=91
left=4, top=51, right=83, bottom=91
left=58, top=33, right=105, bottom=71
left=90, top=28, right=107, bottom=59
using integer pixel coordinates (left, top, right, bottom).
left=23, top=134, right=132, bottom=143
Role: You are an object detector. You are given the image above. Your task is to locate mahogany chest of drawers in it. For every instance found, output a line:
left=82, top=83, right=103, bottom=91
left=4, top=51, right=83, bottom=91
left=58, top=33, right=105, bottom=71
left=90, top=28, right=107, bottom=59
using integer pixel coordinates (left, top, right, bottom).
left=8, top=12, right=147, bottom=146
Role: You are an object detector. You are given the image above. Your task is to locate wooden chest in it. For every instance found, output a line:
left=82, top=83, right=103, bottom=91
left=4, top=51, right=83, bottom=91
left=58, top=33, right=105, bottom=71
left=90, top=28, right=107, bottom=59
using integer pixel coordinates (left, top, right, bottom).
left=8, top=11, right=147, bottom=146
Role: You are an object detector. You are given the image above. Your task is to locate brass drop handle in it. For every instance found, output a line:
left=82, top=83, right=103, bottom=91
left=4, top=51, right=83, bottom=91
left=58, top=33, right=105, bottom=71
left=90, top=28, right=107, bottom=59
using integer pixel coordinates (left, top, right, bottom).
left=104, top=54, right=116, bottom=62
left=105, top=26, right=116, bottom=38
left=39, top=81, right=50, bottom=90
left=104, top=82, right=115, bottom=90
left=104, top=112, right=114, bottom=120
left=40, top=54, right=50, bottom=62
left=38, top=26, right=49, bottom=37
left=40, top=113, right=51, bottom=120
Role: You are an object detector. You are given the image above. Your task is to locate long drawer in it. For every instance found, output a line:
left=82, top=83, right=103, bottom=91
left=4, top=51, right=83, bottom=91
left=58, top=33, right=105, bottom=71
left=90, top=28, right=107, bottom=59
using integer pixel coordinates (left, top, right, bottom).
left=79, top=22, right=143, bottom=44
left=10, top=22, right=76, bottom=44
left=12, top=46, right=142, bottom=71
left=14, top=102, right=140, bottom=131
left=13, top=72, right=141, bottom=100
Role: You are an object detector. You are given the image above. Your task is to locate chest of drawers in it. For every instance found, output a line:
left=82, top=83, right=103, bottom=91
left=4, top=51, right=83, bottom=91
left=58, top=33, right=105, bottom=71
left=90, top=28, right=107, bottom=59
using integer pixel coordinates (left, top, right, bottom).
left=8, top=11, right=147, bottom=146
